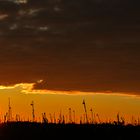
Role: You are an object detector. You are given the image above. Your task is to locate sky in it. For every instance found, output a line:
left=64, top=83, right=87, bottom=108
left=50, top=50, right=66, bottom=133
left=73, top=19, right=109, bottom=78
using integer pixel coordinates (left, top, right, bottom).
left=0, top=0, right=140, bottom=123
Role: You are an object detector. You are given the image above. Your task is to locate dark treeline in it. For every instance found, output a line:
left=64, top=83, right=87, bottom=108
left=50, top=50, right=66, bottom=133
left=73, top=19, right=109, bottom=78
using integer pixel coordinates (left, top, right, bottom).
left=0, top=122, right=140, bottom=140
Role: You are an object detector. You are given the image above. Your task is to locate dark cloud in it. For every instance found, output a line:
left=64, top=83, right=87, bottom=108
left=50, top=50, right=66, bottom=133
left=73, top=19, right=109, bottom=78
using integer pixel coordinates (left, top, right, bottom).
left=0, top=0, right=140, bottom=94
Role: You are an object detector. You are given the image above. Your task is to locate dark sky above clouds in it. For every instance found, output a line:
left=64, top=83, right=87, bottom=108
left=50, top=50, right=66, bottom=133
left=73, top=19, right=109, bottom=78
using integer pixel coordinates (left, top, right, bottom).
left=0, top=0, right=140, bottom=94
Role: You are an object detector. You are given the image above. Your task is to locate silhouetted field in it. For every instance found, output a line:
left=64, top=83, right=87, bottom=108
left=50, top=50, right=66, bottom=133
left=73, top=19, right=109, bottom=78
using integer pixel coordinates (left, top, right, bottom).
left=0, top=122, right=140, bottom=140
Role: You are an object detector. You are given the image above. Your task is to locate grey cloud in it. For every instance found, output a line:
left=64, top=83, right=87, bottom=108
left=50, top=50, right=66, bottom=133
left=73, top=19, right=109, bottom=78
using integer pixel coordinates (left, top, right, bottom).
left=0, top=0, right=139, bottom=37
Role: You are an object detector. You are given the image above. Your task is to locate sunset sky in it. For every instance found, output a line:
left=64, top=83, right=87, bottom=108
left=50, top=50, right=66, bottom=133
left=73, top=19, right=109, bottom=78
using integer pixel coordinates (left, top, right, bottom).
left=0, top=0, right=140, bottom=123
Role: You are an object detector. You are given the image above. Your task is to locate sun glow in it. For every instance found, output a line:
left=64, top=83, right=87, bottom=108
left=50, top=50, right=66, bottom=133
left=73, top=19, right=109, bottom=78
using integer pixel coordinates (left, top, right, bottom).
left=0, top=81, right=139, bottom=98
left=0, top=81, right=140, bottom=124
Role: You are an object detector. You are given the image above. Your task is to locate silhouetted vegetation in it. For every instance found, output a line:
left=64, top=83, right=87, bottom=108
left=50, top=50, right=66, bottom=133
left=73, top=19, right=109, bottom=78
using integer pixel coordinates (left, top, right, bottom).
left=0, top=122, right=140, bottom=140
left=0, top=98, right=139, bottom=139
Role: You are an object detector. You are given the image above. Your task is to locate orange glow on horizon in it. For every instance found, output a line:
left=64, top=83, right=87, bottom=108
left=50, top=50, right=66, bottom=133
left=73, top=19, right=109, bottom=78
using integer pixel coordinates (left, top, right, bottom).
left=0, top=82, right=139, bottom=97
left=0, top=82, right=140, bottom=124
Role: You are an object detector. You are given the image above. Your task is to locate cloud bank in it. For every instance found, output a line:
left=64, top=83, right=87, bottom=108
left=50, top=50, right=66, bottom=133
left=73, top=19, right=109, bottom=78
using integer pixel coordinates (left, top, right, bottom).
left=0, top=81, right=139, bottom=98
left=0, top=0, right=139, bottom=94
